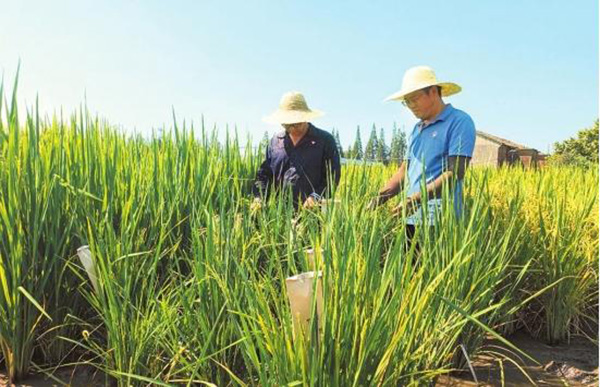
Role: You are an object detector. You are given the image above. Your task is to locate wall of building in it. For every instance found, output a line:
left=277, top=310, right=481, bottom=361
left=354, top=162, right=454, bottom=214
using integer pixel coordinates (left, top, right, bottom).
left=471, top=133, right=542, bottom=169
left=471, top=136, right=501, bottom=167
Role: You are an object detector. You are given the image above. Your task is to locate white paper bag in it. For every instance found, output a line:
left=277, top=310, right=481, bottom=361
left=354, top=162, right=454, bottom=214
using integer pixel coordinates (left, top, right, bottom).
left=286, top=271, right=323, bottom=339
left=304, top=248, right=323, bottom=271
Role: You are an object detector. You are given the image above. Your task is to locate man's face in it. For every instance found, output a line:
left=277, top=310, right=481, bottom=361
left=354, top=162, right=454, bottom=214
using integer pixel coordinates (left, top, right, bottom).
left=282, top=122, right=308, bottom=134
left=402, top=87, right=437, bottom=120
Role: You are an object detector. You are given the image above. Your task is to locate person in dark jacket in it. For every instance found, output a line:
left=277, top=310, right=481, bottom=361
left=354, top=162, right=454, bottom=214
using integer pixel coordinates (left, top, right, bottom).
left=252, top=91, right=341, bottom=210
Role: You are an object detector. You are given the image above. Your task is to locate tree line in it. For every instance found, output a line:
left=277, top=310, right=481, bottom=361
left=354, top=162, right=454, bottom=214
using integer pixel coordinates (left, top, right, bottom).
left=260, top=124, right=409, bottom=165
left=332, top=124, right=408, bottom=164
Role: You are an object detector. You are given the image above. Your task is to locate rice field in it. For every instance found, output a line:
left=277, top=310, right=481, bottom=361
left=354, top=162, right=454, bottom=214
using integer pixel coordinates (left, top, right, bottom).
left=0, top=84, right=598, bottom=385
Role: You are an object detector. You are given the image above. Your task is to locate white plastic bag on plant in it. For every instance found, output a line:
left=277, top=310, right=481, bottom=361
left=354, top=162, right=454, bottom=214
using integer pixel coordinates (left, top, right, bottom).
left=77, top=245, right=99, bottom=293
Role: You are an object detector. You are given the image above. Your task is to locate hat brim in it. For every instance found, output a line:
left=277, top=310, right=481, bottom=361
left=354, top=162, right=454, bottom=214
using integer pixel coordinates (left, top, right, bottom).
left=384, top=82, right=462, bottom=102
left=262, top=109, right=324, bottom=125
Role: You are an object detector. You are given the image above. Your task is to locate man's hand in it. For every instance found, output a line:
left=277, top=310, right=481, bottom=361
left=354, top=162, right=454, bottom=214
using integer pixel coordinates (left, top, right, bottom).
left=391, top=198, right=418, bottom=217
left=303, top=196, right=318, bottom=209
left=367, top=195, right=385, bottom=210
left=250, top=198, right=263, bottom=212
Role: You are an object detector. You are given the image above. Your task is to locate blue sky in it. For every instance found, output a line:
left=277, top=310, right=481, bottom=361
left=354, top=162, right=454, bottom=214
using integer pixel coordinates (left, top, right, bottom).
left=1, top=0, right=597, bottom=152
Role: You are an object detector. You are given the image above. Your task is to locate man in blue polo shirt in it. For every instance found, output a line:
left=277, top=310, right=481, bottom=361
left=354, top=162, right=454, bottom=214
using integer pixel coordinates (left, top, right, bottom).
left=370, top=66, right=475, bottom=231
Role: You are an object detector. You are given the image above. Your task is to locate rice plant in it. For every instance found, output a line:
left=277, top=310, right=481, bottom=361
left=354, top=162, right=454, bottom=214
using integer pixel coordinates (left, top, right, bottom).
left=0, top=77, right=597, bottom=385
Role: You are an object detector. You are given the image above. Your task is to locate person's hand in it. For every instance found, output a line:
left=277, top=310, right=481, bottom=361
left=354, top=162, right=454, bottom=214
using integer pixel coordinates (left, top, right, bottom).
left=250, top=198, right=263, bottom=212
left=391, top=198, right=417, bottom=217
left=303, top=196, right=318, bottom=209
left=367, top=196, right=384, bottom=210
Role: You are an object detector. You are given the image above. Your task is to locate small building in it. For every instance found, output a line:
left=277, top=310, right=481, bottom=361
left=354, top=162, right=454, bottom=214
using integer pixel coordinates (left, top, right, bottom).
left=340, top=158, right=382, bottom=166
left=471, top=131, right=546, bottom=168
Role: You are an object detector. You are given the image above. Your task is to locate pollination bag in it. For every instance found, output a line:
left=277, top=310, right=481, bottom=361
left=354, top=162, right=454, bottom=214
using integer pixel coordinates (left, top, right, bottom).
left=77, top=245, right=99, bottom=293
left=285, top=271, right=323, bottom=339
left=304, top=247, right=323, bottom=271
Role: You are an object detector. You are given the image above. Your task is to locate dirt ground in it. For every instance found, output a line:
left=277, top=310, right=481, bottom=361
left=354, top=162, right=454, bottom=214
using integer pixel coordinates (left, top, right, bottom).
left=438, top=331, right=598, bottom=386
left=0, top=366, right=107, bottom=387
left=1, top=331, right=598, bottom=386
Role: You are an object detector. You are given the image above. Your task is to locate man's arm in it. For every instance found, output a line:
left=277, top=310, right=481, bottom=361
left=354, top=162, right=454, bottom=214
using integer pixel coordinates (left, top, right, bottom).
left=393, top=156, right=470, bottom=214
left=325, top=136, right=341, bottom=196
left=313, top=135, right=341, bottom=200
left=252, top=144, right=274, bottom=199
left=370, top=160, right=409, bottom=207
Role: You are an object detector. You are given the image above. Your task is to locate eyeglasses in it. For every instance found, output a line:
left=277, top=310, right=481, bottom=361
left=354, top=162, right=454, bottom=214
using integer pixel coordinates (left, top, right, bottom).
left=282, top=123, right=304, bottom=130
left=401, top=89, right=429, bottom=107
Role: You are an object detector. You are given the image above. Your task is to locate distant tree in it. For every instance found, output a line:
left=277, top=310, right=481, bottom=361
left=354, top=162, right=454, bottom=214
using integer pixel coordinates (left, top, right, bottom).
left=332, top=128, right=344, bottom=158
left=364, top=124, right=379, bottom=161
left=398, top=127, right=407, bottom=162
left=390, top=123, right=408, bottom=165
left=376, top=127, right=389, bottom=163
left=550, top=120, right=599, bottom=166
left=351, top=126, right=363, bottom=160
left=390, top=123, right=400, bottom=164
left=346, top=145, right=354, bottom=159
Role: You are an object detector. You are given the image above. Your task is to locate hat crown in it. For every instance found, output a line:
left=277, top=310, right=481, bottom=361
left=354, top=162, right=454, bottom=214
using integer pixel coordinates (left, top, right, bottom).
left=402, top=66, right=439, bottom=91
left=263, top=91, right=324, bottom=124
left=279, top=91, right=310, bottom=112
left=384, top=65, right=461, bottom=102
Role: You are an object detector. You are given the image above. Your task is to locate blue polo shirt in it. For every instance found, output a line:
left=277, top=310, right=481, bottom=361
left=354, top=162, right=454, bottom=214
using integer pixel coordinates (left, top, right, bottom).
left=405, top=104, right=475, bottom=225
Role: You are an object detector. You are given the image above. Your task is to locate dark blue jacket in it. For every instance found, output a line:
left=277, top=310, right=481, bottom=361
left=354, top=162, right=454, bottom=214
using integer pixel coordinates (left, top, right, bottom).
left=253, top=124, right=341, bottom=204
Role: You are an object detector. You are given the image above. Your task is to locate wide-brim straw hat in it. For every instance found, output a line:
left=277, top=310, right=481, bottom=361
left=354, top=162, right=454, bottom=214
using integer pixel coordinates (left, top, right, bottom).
left=263, top=91, right=324, bottom=124
left=384, top=66, right=462, bottom=102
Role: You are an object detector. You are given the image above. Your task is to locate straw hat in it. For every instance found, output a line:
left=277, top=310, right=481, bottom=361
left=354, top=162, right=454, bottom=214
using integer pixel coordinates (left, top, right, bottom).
left=384, top=66, right=462, bottom=102
left=263, top=91, right=324, bottom=124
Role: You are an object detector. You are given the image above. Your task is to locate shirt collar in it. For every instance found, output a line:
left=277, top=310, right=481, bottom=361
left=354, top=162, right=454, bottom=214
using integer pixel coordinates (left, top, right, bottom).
left=418, top=104, right=454, bottom=130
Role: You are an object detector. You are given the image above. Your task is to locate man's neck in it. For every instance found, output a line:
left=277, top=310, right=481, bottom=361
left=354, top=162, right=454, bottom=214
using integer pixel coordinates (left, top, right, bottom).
left=288, top=124, right=309, bottom=145
left=422, top=102, right=446, bottom=126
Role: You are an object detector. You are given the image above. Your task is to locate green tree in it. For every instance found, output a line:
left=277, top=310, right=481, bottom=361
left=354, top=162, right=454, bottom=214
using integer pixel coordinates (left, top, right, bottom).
left=398, top=127, right=407, bottom=162
left=390, top=123, right=408, bottom=164
left=550, top=120, right=599, bottom=166
left=364, top=124, right=379, bottom=161
left=332, top=128, right=344, bottom=158
left=376, top=127, right=389, bottom=163
left=346, top=145, right=353, bottom=159
left=351, top=126, right=363, bottom=160
left=390, top=123, right=400, bottom=164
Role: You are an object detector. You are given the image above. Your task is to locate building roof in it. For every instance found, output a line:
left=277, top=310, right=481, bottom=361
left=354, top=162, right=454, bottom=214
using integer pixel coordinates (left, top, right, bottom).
left=476, top=131, right=531, bottom=150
